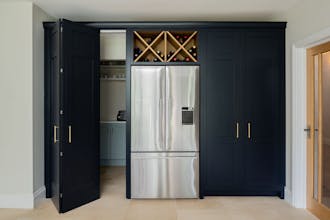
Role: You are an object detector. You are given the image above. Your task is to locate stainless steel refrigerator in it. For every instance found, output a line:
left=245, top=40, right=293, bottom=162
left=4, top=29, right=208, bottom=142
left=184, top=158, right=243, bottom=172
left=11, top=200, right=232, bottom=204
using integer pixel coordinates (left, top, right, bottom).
left=131, top=66, right=199, bottom=198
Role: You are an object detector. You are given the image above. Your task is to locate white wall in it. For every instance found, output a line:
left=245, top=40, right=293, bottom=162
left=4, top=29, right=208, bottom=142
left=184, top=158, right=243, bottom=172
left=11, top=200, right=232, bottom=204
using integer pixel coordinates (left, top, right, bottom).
left=100, top=32, right=126, bottom=60
left=280, top=0, right=330, bottom=205
left=100, top=32, right=126, bottom=121
left=0, top=2, right=34, bottom=208
left=32, top=4, right=53, bottom=205
left=100, top=81, right=126, bottom=121
left=0, top=1, right=52, bottom=208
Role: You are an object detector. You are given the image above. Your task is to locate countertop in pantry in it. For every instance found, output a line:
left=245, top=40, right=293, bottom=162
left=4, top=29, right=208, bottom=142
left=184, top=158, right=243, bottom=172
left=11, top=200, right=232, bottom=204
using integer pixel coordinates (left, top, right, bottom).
left=100, top=120, right=126, bottom=124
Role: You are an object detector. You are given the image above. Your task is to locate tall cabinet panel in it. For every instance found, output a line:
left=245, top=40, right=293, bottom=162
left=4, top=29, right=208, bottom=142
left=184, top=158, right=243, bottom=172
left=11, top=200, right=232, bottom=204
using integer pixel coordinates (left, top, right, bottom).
left=203, top=28, right=285, bottom=197
left=204, top=30, right=242, bottom=193
left=44, top=19, right=100, bottom=213
left=241, top=30, right=285, bottom=193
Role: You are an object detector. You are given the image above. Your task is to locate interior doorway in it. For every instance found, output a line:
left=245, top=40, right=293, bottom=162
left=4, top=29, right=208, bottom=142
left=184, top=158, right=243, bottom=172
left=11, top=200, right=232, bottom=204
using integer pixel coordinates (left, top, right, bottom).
left=99, top=30, right=127, bottom=198
left=306, top=41, right=330, bottom=220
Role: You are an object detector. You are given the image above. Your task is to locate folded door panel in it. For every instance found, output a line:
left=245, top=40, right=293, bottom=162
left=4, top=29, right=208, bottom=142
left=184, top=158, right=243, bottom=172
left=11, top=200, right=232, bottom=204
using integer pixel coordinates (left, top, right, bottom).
left=165, top=66, right=200, bottom=152
left=131, top=66, right=166, bottom=152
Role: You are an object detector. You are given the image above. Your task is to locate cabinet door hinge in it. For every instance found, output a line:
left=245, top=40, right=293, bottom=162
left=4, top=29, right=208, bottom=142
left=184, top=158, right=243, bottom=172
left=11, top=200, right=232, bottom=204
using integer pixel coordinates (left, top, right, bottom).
left=60, top=26, right=63, bottom=33
left=60, top=68, right=63, bottom=73
left=60, top=152, right=63, bottom=157
left=60, top=193, right=63, bottom=198
left=60, top=110, right=64, bottom=115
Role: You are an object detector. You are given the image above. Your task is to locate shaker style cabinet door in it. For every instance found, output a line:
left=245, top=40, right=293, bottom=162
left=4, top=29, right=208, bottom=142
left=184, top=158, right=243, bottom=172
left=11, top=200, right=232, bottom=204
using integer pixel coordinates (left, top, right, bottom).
left=49, top=19, right=100, bottom=213
left=203, top=30, right=243, bottom=194
left=202, top=28, right=285, bottom=197
left=241, top=30, right=285, bottom=194
left=50, top=21, right=61, bottom=211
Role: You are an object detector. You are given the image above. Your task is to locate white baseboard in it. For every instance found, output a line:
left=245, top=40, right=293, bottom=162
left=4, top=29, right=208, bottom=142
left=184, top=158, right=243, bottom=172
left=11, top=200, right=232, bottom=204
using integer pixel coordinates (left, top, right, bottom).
left=0, top=186, right=46, bottom=209
left=285, top=187, right=293, bottom=205
left=0, top=193, right=34, bottom=209
left=33, top=186, right=46, bottom=208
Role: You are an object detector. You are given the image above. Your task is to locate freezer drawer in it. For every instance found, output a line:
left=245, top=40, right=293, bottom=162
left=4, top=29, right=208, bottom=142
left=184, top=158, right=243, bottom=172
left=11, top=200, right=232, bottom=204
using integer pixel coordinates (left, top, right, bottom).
left=131, top=152, right=199, bottom=198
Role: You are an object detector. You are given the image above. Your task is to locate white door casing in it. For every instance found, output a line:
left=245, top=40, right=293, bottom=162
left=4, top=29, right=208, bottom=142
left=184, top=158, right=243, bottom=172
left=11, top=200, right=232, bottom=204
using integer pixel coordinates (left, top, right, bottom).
left=291, top=26, right=330, bottom=208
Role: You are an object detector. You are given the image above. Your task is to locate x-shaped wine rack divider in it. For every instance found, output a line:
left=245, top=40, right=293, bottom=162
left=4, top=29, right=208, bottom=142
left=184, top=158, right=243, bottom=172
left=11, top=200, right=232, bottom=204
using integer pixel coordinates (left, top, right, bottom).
left=166, top=31, right=197, bottom=62
left=133, top=31, right=165, bottom=62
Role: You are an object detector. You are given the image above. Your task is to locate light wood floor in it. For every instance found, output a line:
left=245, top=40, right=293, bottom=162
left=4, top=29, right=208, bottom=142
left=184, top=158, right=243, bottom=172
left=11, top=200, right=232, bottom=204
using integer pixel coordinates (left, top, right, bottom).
left=0, top=167, right=318, bottom=220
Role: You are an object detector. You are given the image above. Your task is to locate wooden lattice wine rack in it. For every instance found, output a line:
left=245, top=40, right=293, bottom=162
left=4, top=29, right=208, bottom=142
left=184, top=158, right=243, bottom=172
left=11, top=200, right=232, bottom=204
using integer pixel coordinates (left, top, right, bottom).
left=133, top=31, right=198, bottom=63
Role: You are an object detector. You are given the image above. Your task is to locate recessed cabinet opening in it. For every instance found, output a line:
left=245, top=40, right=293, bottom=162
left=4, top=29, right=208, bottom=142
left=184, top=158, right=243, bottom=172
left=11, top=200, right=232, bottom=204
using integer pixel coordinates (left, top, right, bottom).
left=133, top=30, right=198, bottom=63
left=99, top=30, right=126, bottom=194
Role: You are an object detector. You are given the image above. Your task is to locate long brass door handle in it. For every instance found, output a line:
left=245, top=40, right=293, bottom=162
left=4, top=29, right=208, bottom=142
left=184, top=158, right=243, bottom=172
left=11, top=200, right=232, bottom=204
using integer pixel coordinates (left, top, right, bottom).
left=54, top=125, right=59, bottom=144
left=248, top=122, right=251, bottom=139
left=68, top=125, right=72, bottom=144
left=236, top=122, right=239, bottom=139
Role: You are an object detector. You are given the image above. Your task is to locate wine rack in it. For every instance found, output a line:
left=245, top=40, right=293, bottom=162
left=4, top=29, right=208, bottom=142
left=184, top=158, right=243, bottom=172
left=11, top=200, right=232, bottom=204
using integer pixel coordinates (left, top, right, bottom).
left=133, top=30, right=198, bottom=63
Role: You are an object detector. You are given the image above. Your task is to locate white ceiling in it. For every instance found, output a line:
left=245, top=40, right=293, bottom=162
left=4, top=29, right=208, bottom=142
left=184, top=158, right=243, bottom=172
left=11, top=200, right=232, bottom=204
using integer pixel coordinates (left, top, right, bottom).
left=22, top=0, right=302, bottom=21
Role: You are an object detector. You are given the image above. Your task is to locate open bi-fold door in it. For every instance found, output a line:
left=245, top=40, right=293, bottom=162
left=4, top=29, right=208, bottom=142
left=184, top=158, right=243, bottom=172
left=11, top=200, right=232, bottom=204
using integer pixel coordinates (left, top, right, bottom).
left=51, top=19, right=100, bottom=213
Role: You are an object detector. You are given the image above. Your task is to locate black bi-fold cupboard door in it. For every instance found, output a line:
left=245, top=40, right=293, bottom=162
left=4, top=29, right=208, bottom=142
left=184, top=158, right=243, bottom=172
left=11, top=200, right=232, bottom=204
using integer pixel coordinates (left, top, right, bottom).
left=49, top=19, right=100, bottom=213
left=202, top=28, right=285, bottom=197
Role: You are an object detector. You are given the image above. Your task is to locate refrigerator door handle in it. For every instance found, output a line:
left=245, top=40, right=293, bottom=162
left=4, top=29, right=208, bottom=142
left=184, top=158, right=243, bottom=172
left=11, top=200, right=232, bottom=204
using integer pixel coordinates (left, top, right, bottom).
left=160, top=98, right=166, bottom=147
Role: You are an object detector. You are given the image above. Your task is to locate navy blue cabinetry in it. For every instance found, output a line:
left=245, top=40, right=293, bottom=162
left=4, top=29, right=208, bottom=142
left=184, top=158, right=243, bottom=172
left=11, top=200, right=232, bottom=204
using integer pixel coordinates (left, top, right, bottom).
left=201, top=28, right=285, bottom=198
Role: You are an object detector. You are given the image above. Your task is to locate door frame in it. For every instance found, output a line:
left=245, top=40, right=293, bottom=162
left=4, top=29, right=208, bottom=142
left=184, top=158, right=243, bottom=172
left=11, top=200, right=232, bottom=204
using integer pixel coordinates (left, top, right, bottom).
left=291, top=26, right=330, bottom=208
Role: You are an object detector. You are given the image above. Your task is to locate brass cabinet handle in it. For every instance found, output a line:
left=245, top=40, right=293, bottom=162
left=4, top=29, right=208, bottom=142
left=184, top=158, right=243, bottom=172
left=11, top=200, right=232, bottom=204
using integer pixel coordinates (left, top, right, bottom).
left=54, top=125, right=59, bottom=144
left=236, top=122, right=239, bottom=139
left=248, top=122, right=251, bottom=139
left=68, top=125, right=72, bottom=144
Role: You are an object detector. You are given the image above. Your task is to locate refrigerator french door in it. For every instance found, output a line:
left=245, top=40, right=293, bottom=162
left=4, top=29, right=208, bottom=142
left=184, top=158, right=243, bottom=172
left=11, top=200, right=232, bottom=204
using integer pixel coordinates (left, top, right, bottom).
left=131, top=66, right=199, bottom=198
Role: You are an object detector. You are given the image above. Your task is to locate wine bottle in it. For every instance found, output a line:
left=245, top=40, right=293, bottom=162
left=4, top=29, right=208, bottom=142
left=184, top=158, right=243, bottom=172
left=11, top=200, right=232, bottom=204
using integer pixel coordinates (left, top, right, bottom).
left=173, top=57, right=178, bottom=62
left=144, top=58, right=149, bottom=62
left=134, top=47, right=140, bottom=52
left=192, top=53, right=197, bottom=57
left=183, top=35, right=188, bottom=43
left=167, top=50, right=174, bottom=59
left=146, top=38, right=152, bottom=44
left=134, top=47, right=142, bottom=55
left=185, top=57, right=190, bottom=62
left=153, top=58, right=159, bottom=62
